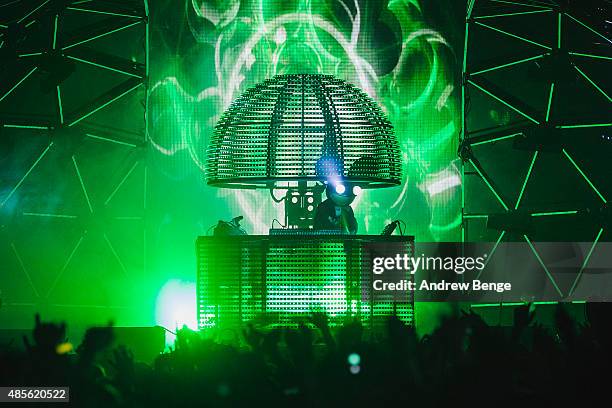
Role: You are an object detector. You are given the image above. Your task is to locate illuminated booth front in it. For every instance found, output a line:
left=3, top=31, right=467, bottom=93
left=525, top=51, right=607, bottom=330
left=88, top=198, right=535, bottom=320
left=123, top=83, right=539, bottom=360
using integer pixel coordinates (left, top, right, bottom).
left=198, top=74, right=414, bottom=331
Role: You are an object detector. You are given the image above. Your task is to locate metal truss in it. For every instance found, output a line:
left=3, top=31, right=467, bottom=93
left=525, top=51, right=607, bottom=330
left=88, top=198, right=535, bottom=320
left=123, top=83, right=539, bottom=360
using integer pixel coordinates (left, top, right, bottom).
left=460, top=0, right=610, bottom=300
left=0, top=1, right=149, bottom=311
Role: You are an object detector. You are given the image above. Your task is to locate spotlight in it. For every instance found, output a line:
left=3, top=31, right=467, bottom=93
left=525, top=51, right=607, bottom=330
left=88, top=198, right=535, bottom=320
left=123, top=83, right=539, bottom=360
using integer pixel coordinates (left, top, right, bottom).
left=352, top=185, right=362, bottom=195
left=335, top=184, right=346, bottom=194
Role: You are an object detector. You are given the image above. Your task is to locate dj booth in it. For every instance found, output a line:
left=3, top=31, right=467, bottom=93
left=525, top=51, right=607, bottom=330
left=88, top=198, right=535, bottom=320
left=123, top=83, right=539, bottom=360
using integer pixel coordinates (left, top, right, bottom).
left=196, top=233, right=415, bottom=332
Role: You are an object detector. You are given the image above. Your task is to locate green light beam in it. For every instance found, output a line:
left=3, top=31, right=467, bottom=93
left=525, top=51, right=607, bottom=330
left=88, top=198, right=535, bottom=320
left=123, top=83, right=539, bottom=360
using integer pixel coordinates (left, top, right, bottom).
left=468, top=79, right=540, bottom=124
left=475, top=230, right=506, bottom=281
left=72, top=155, right=94, bottom=212
left=46, top=235, right=85, bottom=298
left=3, top=124, right=50, bottom=129
left=103, top=234, right=129, bottom=278
left=557, top=12, right=561, bottom=48
left=464, top=214, right=489, bottom=219
left=143, top=164, right=148, bottom=210
left=562, top=149, right=607, bottom=203
left=23, top=212, right=78, bottom=219
left=489, top=0, right=552, bottom=9
left=1, top=142, right=53, bottom=207
left=524, top=235, right=564, bottom=297
left=18, top=52, right=43, bottom=57
left=471, top=132, right=521, bottom=146
left=474, top=21, right=552, bottom=50
left=63, top=21, right=142, bottom=50
left=569, top=52, right=612, bottom=61
left=568, top=228, right=604, bottom=296
left=11, top=243, right=40, bottom=298
left=53, top=14, right=58, bottom=49
left=469, top=158, right=510, bottom=210
left=18, top=0, right=51, bottom=24
left=566, top=13, right=612, bottom=45
left=105, top=161, right=139, bottom=205
left=66, top=6, right=141, bottom=19
left=545, top=82, right=554, bottom=122
left=66, top=55, right=143, bottom=78
left=85, top=133, right=138, bottom=147
left=531, top=210, right=577, bottom=217
left=57, top=85, right=64, bottom=124
left=474, top=9, right=550, bottom=19
left=471, top=54, right=545, bottom=75
left=573, top=64, right=612, bottom=103
left=467, top=0, right=476, bottom=18
left=515, top=150, right=538, bottom=209
left=557, top=123, right=611, bottom=129
left=68, top=83, right=142, bottom=127
left=0, top=67, right=38, bottom=103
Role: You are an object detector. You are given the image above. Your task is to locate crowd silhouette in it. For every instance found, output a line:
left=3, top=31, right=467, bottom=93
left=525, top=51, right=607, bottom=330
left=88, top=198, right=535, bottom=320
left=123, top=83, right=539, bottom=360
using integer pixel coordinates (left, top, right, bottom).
left=1, top=303, right=611, bottom=407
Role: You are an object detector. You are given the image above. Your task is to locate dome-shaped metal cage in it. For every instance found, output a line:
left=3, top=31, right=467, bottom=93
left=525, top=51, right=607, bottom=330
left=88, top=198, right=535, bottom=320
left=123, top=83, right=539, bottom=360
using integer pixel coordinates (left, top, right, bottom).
left=206, top=74, right=402, bottom=189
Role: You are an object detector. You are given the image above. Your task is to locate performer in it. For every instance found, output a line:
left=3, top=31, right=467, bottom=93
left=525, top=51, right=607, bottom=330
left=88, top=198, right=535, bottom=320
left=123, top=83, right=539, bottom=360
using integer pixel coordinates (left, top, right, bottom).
left=313, top=182, right=358, bottom=234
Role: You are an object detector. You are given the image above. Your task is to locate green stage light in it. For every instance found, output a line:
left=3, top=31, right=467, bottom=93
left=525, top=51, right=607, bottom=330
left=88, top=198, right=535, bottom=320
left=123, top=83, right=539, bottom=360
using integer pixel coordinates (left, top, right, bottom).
left=155, top=279, right=198, bottom=332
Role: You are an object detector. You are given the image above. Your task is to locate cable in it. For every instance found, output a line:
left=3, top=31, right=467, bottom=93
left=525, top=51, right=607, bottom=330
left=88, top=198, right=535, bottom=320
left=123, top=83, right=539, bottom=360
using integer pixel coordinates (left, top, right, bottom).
left=272, top=218, right=286, bottom=229
left=270, top=189, right=285, bottom=203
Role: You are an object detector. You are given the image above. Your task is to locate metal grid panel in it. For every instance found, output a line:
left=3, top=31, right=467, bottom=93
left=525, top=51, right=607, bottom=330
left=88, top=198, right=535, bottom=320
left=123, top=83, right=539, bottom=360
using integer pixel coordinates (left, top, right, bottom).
left=196, top=236, right=414, bottom=332
left=206, top=74, right=402, bottom=188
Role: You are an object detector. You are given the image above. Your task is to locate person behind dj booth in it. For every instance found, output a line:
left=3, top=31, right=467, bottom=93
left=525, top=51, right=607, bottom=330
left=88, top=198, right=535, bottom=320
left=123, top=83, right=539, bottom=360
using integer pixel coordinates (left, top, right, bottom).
left=313, top=181, right=358, bottom=234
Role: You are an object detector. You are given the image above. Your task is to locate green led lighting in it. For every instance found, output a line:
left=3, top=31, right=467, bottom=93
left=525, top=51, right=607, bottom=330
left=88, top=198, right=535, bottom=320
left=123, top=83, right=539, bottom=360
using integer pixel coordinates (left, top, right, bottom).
left=66, top=6, right=141, bottom=19
left=474, top=21, right=552, bottom=50
left=473, top=9, right=550, bottom=20
left=489, top=0, right=552, bottom=9
left=468, top=79, right=540, bottom=124
left=557, top=123, right=611, bottom=129
left=471, top=54, right=545, bottom=75
left=23, top=212, right=78, bottom=219
left=568, top=228, right=604, bottom=297
left=569, top=52, right=612, bottom=61
left=524, top=235, right=563, bottom=297
left=3, top=124, right=49, bottom=129
left=11, top=243, right=40, bottom=298
left=467, top=0, right=475, bottom=19
left=63, top=21, right=143, bottom=50
left=18, top=52, right=43, bottom=57
left=515, top=151, right=538, bottom=209
left=573, top=64, right=612, bottom=103
left=475, top=230, right=505, bottom=281
left=463, top=214, right=489, bottom=219
left=53, top=14, right=59, bottom=49
left=46, top=235, right=84, bottom=298
left=84, top=133, right=138, bottom=147
left=545, top=82, right=554, bottom=122
left=530, top=210, right=578, bottom=217
left=562, top=149, right=607, bottom=203
left=57, top=85, right=64, bottom=124
left=470, top=132, right=521, bottom=146
left=0, top=67, right=38, bottom=103
left=105, top=161, right=140, bottom=205
left=66, top=55, right=143, bottom=78
left=68, top=83, right=142, bottom=127
left=1, top=142, right=53, bottom=207
left=469, top=158, right=509, bottom=211
left=18, top=0, right=51, bottom=24
left=72, top=155, right=94, bottom=213
left=557, top=12, right=561, bottom=49
left=566, top=13, right=612, bottom=45
left=103, top=234, right=129, bottom=278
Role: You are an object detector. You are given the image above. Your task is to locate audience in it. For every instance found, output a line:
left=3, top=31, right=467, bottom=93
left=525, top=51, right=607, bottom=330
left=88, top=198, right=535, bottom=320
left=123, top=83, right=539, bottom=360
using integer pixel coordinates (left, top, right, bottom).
left=1, top=303, right=610, bottom=407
